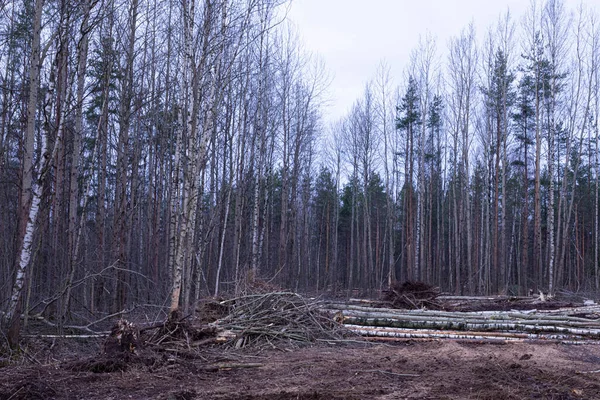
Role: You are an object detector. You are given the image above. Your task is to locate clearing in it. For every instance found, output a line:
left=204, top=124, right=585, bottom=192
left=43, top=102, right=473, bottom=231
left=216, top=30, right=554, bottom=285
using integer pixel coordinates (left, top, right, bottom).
left=3, top=287, right=600, bottom=399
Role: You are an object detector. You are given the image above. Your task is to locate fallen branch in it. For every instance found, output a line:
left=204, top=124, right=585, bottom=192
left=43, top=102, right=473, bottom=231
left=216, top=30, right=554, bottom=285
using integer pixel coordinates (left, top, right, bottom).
left=28, top=307, right=137, bottom=334
left=23, top=334, right=105, bottom=339
left=361, top=369, right=419, bottom=378
left=203, top=362, right=264, bottom=371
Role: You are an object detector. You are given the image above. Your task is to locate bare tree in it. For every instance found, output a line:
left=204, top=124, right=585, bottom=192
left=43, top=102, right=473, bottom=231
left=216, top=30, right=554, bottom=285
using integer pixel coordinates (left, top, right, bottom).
left=447, top=23, right=478, bottom=293
left=5, top=0, right=46, bottom=347
left=374, top=62, right=395, bottom=287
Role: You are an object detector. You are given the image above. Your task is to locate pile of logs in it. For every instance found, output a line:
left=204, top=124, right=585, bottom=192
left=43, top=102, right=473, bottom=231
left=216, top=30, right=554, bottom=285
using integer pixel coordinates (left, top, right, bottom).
left=437, top=294, right=575, bottom=312
left=324, top=301, right=600, bottom=344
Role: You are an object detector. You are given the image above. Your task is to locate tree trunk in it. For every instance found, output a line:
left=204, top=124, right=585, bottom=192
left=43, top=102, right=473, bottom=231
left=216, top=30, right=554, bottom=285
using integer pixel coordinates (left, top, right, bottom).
left=64, top=0, right=92, bottom=319
left=6, top=0, right=45, bottom=348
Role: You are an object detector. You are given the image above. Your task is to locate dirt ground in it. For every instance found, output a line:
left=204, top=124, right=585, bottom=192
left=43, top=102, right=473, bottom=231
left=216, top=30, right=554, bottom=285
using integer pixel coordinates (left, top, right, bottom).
left=2, top=337, right=600, bottom=400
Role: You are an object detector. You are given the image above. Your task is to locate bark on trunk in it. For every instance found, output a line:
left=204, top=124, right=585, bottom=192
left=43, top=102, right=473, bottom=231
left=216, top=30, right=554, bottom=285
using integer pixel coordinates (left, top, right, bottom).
left=6, top=0, right=45, bottom=348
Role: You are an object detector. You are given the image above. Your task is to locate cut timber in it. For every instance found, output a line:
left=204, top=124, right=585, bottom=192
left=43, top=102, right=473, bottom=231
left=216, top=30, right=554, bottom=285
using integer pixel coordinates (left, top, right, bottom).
left=340, top=316, right=600, bottom=337
left=327, top=300, right=600, bottom=343
left=23, top=334, right=105, bottom=339
left=437, top=295, right=525, bottom=300
left=345, top=325, right=595, bottom=342
left=324, top=306, right=600, bottom=326
left=336, top=312, right=600, bottom=328
left=361, top=336, right=600, bottom=345
left=324, top=302, right=600, bottom=319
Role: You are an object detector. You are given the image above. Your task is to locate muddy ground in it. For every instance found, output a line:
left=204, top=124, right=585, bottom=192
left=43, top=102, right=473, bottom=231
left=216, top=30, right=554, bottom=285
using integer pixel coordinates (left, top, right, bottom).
left=2, top=337, right=600, bottom=399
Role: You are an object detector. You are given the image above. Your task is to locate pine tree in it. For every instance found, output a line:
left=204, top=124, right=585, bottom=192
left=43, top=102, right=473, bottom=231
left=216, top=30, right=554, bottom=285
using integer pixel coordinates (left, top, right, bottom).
left=396, top=76, right=421, bottom=280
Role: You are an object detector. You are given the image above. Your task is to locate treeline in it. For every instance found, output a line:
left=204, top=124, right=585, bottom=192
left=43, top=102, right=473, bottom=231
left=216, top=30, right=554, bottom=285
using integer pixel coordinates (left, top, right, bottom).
left=338, top=1, right=600, bottom=297
left=0, top=0, right=599, bottom=343
left=341, top=2, right=600, bottom=297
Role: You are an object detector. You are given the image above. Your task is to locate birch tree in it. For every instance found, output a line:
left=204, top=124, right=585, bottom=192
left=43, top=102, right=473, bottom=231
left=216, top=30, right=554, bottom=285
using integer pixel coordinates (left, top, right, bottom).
left=5, top=0, right=45, bottom=347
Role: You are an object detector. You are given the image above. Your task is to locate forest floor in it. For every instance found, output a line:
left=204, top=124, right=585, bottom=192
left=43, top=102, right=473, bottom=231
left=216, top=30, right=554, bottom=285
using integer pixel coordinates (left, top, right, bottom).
left=2, top=336, right=600, bottom=399
left=3, top=288, right=600, bottom=399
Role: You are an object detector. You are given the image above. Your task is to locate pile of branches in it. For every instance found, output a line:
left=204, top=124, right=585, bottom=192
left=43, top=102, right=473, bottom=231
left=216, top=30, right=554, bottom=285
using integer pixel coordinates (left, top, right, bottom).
left=382, top=281, right=443, bottom=310
left=217, top=292, right=344, bottom=347
left=111, top=292, right=344, bottom=353
left=69, top=292, right=343, bottom=374
left=196, top=298, right=231, bottom=323
left=145, top=310, right=220, bottom=348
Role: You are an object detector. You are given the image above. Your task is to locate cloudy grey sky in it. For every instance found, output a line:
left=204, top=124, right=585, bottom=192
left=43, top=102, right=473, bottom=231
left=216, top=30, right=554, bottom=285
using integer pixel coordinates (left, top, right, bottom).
left=286, top=0, right=600, bottom=124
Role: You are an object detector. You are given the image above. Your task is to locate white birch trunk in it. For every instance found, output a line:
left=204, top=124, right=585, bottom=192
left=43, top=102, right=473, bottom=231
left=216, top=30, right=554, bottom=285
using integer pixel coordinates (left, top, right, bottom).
left=5, top=0, right=45, bottom=338
left=170, top=0, right=195, bottom=312
left=8, top=67, right=58, bottom=323
left=7, top=151, right=45, bottom=323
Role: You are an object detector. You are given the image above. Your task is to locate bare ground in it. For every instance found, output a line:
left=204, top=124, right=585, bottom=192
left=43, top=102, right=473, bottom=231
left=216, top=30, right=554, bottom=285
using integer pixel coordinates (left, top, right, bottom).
left=2, top=338, right=600, bottom=399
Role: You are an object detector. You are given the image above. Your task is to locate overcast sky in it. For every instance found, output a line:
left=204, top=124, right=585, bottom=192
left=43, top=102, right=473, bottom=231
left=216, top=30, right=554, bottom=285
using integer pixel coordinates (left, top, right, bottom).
left=286, top=0, right=600, bottom=125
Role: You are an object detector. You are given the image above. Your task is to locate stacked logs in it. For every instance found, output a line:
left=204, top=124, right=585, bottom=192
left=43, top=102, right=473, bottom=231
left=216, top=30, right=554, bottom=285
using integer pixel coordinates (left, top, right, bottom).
left=324, top=302, right=600, bottom=344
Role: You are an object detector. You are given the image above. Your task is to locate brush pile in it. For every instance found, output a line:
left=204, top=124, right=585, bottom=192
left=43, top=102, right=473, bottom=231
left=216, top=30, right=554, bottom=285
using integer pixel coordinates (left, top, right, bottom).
left=128, top=292, right=342, bottom=354
left=382, top=281, right=443, bottom=309
left=72, top=292, right=344, bottom=374
left=216, top=291, right=342, bottom=347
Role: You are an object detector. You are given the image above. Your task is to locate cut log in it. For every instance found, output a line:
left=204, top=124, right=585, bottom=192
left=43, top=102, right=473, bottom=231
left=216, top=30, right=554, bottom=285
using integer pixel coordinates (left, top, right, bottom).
left=344, top=324, right=596, bottom=342
left=325, top=310, right=600, bottom=329
left=327, top=299, right=600, bottom=343
left=323, top=304, right=600, bottom=324
left=361, top=336, right=600, bottom=345
left=340, top=315, right=600, bottom=337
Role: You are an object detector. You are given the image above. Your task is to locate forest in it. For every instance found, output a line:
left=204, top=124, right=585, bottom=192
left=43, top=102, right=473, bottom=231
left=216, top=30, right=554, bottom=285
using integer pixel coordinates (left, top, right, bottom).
left=0, top=0, right=599, bottom=346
